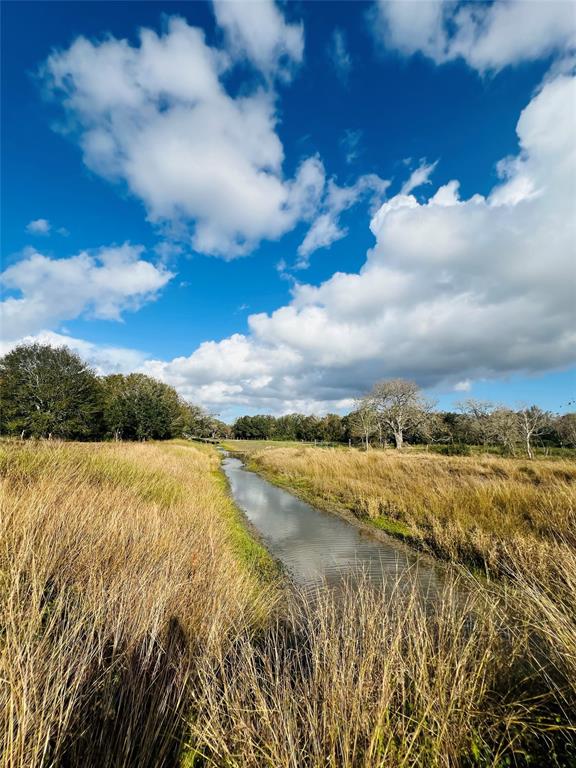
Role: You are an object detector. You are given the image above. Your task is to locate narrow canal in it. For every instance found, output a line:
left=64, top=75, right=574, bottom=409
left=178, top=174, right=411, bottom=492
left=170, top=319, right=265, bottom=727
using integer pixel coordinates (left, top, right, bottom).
left=222, top=454, right=443, bottom=594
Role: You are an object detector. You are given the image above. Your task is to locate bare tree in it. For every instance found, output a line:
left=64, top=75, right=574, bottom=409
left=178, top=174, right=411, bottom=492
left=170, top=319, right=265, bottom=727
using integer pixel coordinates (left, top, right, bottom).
left=457, top=399, right=494, bottom=446
left=517, top=405, right=551, bottom=459
left=370, top=379, right=431, bottom=449
left=487, top=407, right=520, bottom=455
left=349, top=397, right=378, bottom=450
left=419, top=411, right=453, bottom=447
left=555, top=413, right=576, bottom=448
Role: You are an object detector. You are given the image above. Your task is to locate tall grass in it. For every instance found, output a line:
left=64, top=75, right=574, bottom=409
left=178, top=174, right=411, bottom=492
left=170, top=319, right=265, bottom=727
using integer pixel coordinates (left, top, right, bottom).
left=1, top=441, right=574, bottom=766
left=0, top=441, right=273, bottom=768
left=188, top=572, right=575, bottom=767
left=248, top=446, right=576, bottom=577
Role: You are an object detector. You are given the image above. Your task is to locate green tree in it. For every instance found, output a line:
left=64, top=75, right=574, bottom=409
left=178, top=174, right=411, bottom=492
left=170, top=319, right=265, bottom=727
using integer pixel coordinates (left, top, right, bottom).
left=0, top=343, right=102, bottom=439
left=233, top=414, right=275, bottom=440
left=320, top=413, right=344, bottom=443
left=101, top=373, right=184, bottom=440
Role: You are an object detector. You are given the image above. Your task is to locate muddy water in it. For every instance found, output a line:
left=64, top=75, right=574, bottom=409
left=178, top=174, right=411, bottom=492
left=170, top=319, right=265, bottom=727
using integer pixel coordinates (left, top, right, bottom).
left=222, top=454, right=443, bottom=594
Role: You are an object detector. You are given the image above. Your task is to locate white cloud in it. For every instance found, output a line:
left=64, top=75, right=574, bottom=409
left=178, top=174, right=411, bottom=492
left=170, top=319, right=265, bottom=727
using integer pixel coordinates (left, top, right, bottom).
left=341, top=128, right=363, bottom=165
left=212, top=0, right=303, bottom=79
left=142, top=73, right=576, bottom=414
left=42, top=14, right=321, bottom=258
left=374, top=0, right=576, bottom=72
left=400, top=159, right=438, bottom=196
left=297, top=214, right=347, bottom=264
left=453, top=379, right=472, bottom=392
left=26, top=218, right=51, bottom=234
left=0, top=331, right=147, bottom=375
left=1, top=243, right=173, bottom=340
left=328, top=28, right=352, bottom=83
left=297, top=174, right=390, bottom=266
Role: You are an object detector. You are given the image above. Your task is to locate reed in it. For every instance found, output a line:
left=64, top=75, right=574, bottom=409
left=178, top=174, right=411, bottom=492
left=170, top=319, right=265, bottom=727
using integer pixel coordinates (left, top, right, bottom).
left=1, top=441, right=574, bottom=767
left=0, top=440, right=273, bottom=768
left=187, top=572, right=576, bottom=767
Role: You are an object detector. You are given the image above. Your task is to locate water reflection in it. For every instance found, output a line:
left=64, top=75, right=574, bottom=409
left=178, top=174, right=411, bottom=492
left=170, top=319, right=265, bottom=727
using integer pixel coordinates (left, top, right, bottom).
left=222, top=455, right=443, bottom=595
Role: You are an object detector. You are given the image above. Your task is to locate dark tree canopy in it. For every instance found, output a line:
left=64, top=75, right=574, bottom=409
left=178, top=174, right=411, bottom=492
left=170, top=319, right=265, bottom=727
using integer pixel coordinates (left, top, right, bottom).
left=101, top=373, right=186, bottom=441
left=0, top=343, right=101, bottom=439
left=0, top=343, right=226, bottom=443
left=231, top=413, right=348, bottom=443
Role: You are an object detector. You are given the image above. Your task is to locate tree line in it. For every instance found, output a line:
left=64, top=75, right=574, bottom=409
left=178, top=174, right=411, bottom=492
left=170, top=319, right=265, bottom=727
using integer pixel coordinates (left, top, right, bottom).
left=0, top=343, right=228, bottom=441
left=232, top=379, right=576, bottom=457
left=346, top=379, right=576, bottom=457
left=1, top=343, right=574, bottom=455
left=232, top=413, right=346, bottom=443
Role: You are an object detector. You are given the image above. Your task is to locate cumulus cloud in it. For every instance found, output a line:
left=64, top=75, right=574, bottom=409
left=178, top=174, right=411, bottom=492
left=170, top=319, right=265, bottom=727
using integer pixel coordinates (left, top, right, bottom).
left=142, top=73, right=576, bottom=414
left=297, top=174, right=390, bottom=266
left=26, top=218, right=51, bottom=234
left=41, top=13, right=323, bottom=258
left=328, top=28, right=352, bottom=83
left=0, top=330, right=147, bottom=375
left=373, top=0, right=576, bottom=72
left=1, top=243, right=173, bottom=340
left=212, top=0, right=303, bottom=79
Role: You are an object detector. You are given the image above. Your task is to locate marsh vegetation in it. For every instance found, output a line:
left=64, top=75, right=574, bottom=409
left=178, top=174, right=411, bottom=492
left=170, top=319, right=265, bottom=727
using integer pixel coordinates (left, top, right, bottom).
left=1, top=439, right=575, bottom=766
left=245, top=445, right=576, bottom=578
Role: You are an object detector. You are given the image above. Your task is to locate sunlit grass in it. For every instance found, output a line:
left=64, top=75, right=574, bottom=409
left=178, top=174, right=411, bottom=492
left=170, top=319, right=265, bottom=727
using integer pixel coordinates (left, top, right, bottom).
left=1, top=440, right=574, bottom=766
left=0, top=440, right=275, bottom=768
left=248, top=446, right=576, bottom=577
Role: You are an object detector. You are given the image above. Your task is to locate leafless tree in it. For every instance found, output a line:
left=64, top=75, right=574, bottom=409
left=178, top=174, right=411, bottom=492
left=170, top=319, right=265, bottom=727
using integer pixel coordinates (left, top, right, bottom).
left=419, top=411, right=453, bottom=447
left=349, top=397, right=379, bottom=450
left=517, top=405, right=551, bottom=459
left=555, top=413, right=576, bottom=448
left=487, top=407, right=520, bottom=455
left=457, top=399, right=494, bottom=446
left=370, top=379, right=432, bottom=449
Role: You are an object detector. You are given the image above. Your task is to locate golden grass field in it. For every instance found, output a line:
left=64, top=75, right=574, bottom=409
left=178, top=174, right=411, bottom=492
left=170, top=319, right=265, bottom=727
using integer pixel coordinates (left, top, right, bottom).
left=0, top=440, right=274, bottom=768
left=1, top=440, right=575, bottom=766
left=246, top=445, right=576, bottom=578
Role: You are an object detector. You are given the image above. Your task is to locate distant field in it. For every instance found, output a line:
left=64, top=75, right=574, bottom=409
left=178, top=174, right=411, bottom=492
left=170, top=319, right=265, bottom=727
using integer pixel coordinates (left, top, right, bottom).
left=222, top=438, right=314, bottom=452
left=223, top=438, right=575, bottom=459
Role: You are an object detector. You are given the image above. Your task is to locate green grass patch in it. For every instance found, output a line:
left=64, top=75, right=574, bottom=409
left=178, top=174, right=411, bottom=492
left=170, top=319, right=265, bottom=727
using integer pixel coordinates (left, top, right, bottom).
left=369, top=515, right=414, bottom=539
left=211, top=466, right=279, bottom=584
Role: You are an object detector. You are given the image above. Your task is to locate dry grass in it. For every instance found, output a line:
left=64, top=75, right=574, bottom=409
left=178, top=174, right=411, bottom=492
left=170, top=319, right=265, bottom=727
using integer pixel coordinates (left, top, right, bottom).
left=188, top=572, right=576, bottom=767
left=248, top=446, right=576, bottom=576
left=0, top=440, right=274, bottom=768
left=1, top=440, right=575, bottom=767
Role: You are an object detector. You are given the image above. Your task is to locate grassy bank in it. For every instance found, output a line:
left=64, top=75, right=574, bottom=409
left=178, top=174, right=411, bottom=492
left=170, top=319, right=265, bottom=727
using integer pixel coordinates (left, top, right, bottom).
left=1, top=440, right=575, bottom=766
left=0, top=440, right=276, bottom=768
left=245, top=445, right=576, bottom=578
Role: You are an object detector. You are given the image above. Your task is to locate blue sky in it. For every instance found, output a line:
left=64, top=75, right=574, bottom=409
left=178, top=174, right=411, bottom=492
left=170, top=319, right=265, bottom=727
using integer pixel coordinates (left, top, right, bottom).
left=1, top=0, right=575, bottom=419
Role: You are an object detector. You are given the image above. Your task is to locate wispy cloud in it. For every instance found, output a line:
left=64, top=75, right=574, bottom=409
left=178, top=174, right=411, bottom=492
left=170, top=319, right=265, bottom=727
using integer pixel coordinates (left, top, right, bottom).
left=26, top=218, right=51, bottom=235
left=340, top=128, right=363, bottom=165
left=400, top=159, right=438, bottom=196
left=328, top=28, right=352, bottom=84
